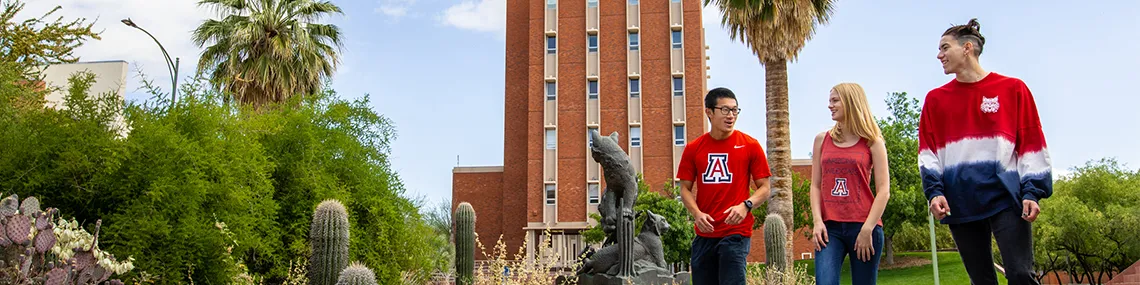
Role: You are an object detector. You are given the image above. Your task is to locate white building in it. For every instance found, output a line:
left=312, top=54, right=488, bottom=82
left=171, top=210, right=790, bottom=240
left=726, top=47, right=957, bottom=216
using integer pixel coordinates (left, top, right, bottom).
left=38, top=60, right=131, bottom=138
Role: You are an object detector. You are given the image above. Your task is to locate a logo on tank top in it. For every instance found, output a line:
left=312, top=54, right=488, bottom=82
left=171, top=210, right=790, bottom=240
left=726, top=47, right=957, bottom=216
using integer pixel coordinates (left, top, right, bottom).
left=831, top=178, right=849, bottom=197
left=981, top=96, right=1000, bottom=113
left=702, top=154, right=733, bottom=183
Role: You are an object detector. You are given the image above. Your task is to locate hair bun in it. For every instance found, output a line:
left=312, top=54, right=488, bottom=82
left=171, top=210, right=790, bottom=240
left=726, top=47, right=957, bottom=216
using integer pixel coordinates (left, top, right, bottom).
left=967, top=18, right=981, bottom=32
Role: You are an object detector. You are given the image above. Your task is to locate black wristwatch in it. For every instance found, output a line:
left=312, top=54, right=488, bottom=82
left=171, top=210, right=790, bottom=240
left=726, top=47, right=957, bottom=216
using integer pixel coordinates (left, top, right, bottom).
left=743, top=200, right=754, bottom=210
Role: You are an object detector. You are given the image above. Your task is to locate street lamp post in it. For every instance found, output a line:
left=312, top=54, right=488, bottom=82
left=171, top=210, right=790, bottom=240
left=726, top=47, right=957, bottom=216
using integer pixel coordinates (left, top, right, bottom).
left=121, top=18, right=179, bottom=106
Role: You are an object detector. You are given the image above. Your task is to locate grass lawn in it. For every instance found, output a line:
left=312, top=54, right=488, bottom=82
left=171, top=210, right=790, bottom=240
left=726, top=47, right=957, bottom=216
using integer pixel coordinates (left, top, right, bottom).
left=751, top=252, right=1008, bottom=285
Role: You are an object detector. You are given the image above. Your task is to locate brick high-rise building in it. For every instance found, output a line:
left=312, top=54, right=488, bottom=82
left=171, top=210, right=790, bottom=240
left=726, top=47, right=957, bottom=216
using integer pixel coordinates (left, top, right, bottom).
left=453, top=0, right=817, bottom=266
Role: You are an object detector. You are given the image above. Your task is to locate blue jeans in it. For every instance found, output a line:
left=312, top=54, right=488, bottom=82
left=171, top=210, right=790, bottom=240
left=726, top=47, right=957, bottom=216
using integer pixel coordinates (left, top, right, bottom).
left=691, top=234, right=750, bottom=285
left=814, top=222, right=883, bottom=285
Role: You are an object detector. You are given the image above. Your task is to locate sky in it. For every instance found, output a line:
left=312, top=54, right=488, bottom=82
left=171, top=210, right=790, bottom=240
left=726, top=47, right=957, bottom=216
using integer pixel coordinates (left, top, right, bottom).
left=23, top=0, right=1140, bottom=207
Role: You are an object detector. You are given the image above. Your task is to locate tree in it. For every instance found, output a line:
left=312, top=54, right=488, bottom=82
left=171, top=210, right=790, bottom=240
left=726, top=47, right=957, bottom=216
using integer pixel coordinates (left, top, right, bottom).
left=1036, top=159, right=1140, bottom=284
left=704, top=0, right=835, bottom=266
left=192, top=0, right=344, bottom=107
left=420, top=198, right=455, bottom=275
left=0, top=0, right=100, bottom=78
left=874, top=92, right=928, bottom=265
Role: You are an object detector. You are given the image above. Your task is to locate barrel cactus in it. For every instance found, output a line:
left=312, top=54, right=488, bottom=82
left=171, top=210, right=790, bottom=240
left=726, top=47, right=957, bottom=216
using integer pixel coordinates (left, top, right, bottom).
left=309, top=199, right=351, bottom=285
left=454, top=202, right=476, bottom=285
left=764, top=214, right=788, bottom=272
left=334, top=262, right=377, bottom=285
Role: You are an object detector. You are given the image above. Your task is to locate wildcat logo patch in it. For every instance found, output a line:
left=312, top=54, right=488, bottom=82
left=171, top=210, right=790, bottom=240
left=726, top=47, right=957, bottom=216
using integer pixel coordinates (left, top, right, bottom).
left=702, top=154, right=733, bottom=183
left=981, top=96, right=1000, bottom=113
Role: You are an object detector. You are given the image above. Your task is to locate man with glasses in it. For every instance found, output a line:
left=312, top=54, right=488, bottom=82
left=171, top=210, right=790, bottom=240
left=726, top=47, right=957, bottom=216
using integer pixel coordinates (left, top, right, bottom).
left=677, top=87, right=772, bottom=284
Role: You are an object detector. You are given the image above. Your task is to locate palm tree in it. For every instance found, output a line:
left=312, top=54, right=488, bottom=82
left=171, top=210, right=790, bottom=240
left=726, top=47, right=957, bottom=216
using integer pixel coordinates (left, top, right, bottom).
left=704, top=0, right=834, bottom=268
left=192, top=0, right=344, bottom=107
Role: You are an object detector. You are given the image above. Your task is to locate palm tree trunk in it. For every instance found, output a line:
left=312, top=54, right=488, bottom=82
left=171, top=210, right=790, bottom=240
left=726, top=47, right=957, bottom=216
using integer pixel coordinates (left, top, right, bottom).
left=763, top=58, right=795, bottom=267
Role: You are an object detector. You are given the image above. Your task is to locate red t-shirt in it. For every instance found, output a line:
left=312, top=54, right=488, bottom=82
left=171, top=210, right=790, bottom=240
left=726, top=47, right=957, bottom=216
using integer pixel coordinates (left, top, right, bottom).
left=676, top=130, right=771, bottom=238
left=818, top=137, right=882, bottom=227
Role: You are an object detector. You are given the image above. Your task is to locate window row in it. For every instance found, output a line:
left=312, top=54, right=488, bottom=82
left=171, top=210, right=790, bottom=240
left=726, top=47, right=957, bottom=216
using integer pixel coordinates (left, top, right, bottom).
left=544, top=183, right=602, bottom=205
left=543, top=78, right=684, bottom=101
left=544, top=31, right=683, bottom=54
left=547, top=125, right=685, bottom=150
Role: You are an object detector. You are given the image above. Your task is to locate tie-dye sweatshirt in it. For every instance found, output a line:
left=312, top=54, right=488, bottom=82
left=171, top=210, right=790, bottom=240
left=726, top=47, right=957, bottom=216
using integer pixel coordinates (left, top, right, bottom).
left=918, top=72, right=1053, bottom=224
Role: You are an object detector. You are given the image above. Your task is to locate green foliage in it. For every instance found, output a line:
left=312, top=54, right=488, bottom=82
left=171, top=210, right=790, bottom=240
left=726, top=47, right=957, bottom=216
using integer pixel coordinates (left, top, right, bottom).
left=419, top=198, right=454, bottom=275
left=0, top=0, right=100, bottom=78
left=582, top=175, right=695, bottom=266
left=310, top=200, right=351, bottom=285
left=890, top=222, right=955, bottom=252
left=763, top=214, right=788, bottom=271
left=453, top=202, right=475, bottom=285
left=1035, top=158, right=1140, bottom=284
left=876, top=91, right=927, bottom=240
left=0, top=70, right=435, bottom=284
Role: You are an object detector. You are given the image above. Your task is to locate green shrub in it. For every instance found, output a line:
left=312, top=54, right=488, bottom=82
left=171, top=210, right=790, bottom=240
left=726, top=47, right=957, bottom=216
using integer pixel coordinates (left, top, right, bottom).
left=0, top=71, right=434, bottom=284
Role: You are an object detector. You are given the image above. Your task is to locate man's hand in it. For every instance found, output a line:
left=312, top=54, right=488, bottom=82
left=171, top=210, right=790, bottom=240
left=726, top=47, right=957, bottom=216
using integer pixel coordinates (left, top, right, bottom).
left=693, top=212, right=715, bottom=233
left=929, top=196, right=951, bottom=220
left=812, top=221, right=828, bottom=251
left=723, top=204, right=749, bottom=225
left=1022, top=200, right=1041, bottom=222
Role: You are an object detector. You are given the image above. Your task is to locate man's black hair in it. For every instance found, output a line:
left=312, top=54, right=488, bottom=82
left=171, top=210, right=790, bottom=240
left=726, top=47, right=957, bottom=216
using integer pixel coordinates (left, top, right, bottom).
left=704, top=87, right=737, bottom=109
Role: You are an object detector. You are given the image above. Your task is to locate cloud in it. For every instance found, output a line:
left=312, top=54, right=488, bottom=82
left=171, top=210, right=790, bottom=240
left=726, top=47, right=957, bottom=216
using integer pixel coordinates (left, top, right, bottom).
left=440, top=0, right=505, bottom=38
left=375, top=0, right=417, bottom=20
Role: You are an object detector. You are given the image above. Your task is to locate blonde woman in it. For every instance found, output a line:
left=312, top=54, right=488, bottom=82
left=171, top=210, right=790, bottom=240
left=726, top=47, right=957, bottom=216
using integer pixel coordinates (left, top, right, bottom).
left=810, top=83, right=891, bottom=284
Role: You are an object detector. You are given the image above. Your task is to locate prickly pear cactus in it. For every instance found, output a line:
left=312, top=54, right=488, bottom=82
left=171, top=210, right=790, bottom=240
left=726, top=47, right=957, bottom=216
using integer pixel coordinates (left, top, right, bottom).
left=334, top=262, right=378, bottom=285
left=764, top=214, right=788, bottom=273
left=309, top=199, right=351, bottom=285
left=454, top=202, right=476, bottom=285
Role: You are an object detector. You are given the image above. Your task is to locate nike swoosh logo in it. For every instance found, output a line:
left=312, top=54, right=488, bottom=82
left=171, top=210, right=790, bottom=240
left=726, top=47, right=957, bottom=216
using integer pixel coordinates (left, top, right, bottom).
left=734, top=145, right=745, bottom=149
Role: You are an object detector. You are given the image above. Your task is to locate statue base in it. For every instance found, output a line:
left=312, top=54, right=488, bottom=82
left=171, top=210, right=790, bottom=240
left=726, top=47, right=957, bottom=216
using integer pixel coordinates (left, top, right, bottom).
left=560, top=269, right=691, bottom=285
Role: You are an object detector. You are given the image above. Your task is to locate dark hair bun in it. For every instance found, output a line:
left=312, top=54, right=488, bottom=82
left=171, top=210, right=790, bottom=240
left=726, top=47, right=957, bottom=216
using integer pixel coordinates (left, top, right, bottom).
left=967, top=18, right=981, bottom=32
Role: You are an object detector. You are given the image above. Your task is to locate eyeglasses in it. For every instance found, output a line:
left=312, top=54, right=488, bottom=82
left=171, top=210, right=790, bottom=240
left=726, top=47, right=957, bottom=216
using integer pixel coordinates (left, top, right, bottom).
left=710, top=106, right=741, bottom=115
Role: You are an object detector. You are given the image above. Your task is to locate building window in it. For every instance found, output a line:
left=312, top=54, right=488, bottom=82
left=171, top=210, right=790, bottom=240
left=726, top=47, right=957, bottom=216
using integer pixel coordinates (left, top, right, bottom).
left=547, top=0, right=557, bottom=9
left=674, top=125, right=685, bottom=145
left=587, top=0, right=598, bottom=8
left=671, top=0, right=680, bottom=2
left=588, top=183, right=600, bottom=204
left=588, top=35, right=598, bottom=53
left=628, top=33, right=639, bottom=51
left=547, top=36, right=557, bottom=54
left=629, top=0, right=638, bottom=4
left=587, top=127, right=598, bottom=147
left=546, top=82, right=556, bottom=100
left=588, top=80, right=598, bottom=99
left=629, top=79, right=639, bottom=98
left=630, top=127, right=641, bottom=147
left=672, top=31, right=682, bottom=49
left=546, top=184, right=556, bottom=205
left=673, top=77, right=684, bottom=97
left=546, top=129, right=557, bottom=149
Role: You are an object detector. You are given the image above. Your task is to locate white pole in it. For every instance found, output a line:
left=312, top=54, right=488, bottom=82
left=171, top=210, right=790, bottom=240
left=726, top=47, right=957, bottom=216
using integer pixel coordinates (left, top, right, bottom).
left=928, top=208, right=940, bottom=285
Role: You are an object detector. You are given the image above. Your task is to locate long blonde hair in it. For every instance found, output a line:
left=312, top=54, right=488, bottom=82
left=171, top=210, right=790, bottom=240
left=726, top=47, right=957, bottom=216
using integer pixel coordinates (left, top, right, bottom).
left=829, top=83, right=882, bottom=145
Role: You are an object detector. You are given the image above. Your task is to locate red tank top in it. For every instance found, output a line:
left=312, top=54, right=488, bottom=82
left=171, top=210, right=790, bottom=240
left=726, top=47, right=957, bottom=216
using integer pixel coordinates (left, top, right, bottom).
left=818, top=136, right=882, bottom=226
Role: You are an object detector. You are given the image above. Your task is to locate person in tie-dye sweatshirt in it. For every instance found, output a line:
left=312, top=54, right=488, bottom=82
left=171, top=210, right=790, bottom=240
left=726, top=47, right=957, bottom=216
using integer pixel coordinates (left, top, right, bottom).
left=919, top=18, right=1052, bottom=285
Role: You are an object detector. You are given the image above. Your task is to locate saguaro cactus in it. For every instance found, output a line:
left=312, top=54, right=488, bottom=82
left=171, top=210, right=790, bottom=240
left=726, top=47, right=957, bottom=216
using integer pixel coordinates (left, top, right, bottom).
left=310, top=199, right=351, bottom=285
left=764, top=214, right=788, bottom=273
left=335, top=262, right=378, bottom=285
left=454, top=202, right=476, bottom=285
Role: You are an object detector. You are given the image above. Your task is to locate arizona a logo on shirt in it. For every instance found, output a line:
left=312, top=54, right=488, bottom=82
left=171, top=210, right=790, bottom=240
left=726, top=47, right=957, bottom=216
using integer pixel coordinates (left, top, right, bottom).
left=831, top=178, right=849, bottom=197
left=703, top=154, right=733, bottom=183
left=981, top=96, right=1000, bottom=113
